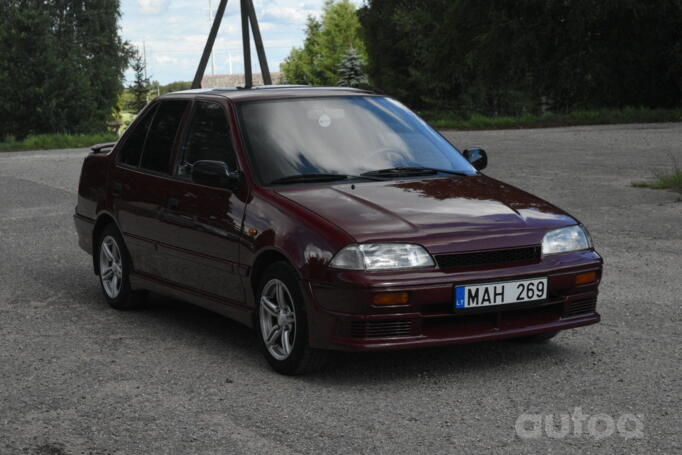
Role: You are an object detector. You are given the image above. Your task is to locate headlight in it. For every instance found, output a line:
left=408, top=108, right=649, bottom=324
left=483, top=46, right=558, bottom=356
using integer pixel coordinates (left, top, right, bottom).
left=542, top=225, right=592, bottom=255
left=329, top=243, right=435, bottom=271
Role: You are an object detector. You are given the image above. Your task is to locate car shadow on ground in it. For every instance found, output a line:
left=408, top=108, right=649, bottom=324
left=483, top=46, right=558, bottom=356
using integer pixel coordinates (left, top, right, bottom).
left=129, top=293, right=588, bottom=384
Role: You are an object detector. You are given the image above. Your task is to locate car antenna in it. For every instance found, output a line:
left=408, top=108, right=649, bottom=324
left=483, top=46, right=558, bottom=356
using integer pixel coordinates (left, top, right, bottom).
left=191, top=0, right=271, bottom=90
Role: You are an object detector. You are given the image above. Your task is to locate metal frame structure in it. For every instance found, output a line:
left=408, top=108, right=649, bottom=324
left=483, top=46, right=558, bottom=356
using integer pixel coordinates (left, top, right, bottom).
left=191, top=0, right=272, bottom=89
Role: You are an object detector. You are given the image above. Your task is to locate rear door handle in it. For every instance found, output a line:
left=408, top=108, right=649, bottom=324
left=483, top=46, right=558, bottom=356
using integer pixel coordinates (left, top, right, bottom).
left=111, top=182, right=122, bottom=197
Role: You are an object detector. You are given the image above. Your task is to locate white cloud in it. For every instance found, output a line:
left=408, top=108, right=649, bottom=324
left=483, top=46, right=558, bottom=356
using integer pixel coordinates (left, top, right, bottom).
left=154, top=55, right=178, bottom=64
left=261, top=6, right=317, bottom=25
left=138, top=0, right=170, bottom=15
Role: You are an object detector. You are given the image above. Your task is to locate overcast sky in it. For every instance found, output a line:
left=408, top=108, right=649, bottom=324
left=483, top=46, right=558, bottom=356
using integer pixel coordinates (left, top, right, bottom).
left=121, top=0, right=361, bottom=85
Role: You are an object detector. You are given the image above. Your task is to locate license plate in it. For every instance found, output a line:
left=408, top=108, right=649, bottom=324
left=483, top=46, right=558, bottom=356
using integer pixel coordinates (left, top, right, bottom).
left=455, top=277, right=548, bottom=309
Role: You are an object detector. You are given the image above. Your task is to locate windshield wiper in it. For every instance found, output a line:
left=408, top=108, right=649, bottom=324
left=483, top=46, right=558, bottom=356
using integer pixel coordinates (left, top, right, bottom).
left=270, top=173, right=384, bottom=185
left=361, top=167, right=470, bottom=178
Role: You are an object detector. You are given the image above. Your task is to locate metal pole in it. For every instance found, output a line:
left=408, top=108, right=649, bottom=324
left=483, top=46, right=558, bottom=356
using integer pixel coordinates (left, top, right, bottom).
left=192, top=0, right=229, bottom=89
left=245, top=0, right=271, bottom=85
left=209, top=0, right=216, bottom=75
left=241, top=0, right=252, bottom=88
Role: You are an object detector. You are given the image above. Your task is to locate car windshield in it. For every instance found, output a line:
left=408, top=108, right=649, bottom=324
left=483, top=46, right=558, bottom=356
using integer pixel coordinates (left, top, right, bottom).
left=237, top=96, right=477, bottom=184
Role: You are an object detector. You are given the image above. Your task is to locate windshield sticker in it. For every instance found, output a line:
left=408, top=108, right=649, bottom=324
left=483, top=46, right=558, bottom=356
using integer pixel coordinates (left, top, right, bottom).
left=318, top=114, right=331, bottom=128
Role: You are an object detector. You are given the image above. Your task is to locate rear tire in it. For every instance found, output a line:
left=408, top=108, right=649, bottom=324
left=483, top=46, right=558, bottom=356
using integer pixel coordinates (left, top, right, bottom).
left=96, top=224, right=146, bottom=310
left=517, top=330, right=559, bottom=343
left=256, top=261, right=327, bottom=375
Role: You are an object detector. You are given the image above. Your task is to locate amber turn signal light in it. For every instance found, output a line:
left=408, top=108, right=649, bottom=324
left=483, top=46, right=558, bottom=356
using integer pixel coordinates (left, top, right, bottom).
left=576, top=272, right=597, bottom=285
left=373, top=292, right=409, bottom=306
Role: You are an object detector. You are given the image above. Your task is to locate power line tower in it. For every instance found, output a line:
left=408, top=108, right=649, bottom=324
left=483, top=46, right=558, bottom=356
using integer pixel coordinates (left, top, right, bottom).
left=192, top=0, right=271, bottom=89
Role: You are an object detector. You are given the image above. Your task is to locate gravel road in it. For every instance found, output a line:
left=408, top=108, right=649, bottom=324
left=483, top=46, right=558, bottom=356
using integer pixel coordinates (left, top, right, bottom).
left=1, top=123, right=680, bottom=454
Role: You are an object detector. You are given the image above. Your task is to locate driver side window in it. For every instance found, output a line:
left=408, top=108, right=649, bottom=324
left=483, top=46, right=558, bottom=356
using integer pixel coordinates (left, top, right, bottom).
left=177, top=101, right=237, bottom=178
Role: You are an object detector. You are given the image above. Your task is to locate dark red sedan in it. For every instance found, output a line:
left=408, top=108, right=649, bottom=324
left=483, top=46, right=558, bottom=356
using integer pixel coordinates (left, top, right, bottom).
left=75, top=86, right=602, bottom=374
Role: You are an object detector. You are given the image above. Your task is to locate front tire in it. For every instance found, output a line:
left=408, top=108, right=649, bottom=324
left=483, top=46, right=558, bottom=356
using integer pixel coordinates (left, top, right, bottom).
left=256, top=262, right=327, bottom=375
left=96, top=224, right=145, bottom=310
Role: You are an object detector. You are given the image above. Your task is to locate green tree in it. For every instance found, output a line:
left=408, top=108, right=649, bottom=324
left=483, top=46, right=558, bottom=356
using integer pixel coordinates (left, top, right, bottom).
left=281, top=0, right=366, bottom=86
left=127, top=49, right=150, bottom=113
left=359, top=0, right=682, bottom=113
left=337, top=47, right=368, bottom=87
left=158, top=81, right=193, bottom=95
left=357, top=0, right=399, bottom=96
left=0, top=4, right=60, bottom=139
left=0, top=0, right=130, bottom=139
left=281, top=17, right=323, bottom=85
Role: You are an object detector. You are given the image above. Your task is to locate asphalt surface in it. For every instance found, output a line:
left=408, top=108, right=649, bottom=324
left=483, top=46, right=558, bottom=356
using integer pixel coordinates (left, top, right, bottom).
left=1, top=123, right=680, bottom=454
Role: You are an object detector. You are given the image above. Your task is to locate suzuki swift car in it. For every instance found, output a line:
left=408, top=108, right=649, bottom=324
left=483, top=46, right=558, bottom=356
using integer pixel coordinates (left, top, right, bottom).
left=75, top=86, right=602, bottom=374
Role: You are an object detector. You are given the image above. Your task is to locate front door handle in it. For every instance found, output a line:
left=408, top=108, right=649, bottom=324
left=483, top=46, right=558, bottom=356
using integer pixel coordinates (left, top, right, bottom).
left=167, top=198, right=180, bottom=211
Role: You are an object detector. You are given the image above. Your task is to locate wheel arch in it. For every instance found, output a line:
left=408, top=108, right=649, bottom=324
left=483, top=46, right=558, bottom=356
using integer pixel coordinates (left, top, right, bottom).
left=249, top=247, right=302, bottom=295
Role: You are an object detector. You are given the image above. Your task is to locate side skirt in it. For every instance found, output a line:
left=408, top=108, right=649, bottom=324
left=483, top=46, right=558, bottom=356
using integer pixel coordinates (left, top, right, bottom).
left=130, top=272, right=254, bottom=329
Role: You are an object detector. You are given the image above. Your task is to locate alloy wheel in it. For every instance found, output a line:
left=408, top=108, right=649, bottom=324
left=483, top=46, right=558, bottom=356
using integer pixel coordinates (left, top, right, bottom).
left=99, top=235, right=123, bottom=299
left=259, top=279, right=297, bottom=361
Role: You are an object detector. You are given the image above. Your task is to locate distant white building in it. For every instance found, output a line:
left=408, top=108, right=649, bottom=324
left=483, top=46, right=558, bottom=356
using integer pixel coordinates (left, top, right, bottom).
left=201, top=72, right=283, bottom=88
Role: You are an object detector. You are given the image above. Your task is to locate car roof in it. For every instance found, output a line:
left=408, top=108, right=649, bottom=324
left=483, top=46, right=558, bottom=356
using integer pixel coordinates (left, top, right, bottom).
left=159, top=85, right=378, bottom=103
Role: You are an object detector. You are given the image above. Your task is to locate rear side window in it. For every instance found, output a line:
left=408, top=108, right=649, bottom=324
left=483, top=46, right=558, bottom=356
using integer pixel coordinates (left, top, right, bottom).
left=140, top=100, right=189, bottom=174
left=118, top=104, right=157, bottom=166
left=177, top=101, right=237, bottom=177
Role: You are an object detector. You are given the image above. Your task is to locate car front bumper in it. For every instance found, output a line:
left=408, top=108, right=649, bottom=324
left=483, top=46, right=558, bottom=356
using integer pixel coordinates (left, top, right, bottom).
left=305, top=250, right=602, bottom=351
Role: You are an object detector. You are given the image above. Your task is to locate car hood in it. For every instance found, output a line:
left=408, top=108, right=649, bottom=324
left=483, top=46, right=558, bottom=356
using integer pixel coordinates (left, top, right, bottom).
left=275, top=175, right=577, bottom=254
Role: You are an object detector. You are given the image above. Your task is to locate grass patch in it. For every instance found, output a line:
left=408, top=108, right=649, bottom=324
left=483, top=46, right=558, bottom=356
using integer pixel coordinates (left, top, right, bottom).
left=632, top=156, right=682, bottom=195
left=421, top=107, right=682, bottom=130
left=0, top=132, right=118, bottom=152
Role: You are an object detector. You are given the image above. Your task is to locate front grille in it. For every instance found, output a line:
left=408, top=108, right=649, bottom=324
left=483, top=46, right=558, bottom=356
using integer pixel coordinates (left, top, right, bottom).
left=564, top=297, right=597, bottom=317
left=350, top=320, right=413, bottom=338
left=435, top=246, right=541, bottom=270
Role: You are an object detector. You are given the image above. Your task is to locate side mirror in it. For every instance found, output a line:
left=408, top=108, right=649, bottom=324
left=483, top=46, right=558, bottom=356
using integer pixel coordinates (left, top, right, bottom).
left=463, top=148, right=488, bottom=171
left=191, top=160, right=242, bottom=190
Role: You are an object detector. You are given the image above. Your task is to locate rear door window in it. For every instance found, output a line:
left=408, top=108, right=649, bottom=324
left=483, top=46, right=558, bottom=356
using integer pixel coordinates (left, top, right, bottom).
left=118, top=104, right=157, bottom=166
left=140, top=100, right=189, bottom=174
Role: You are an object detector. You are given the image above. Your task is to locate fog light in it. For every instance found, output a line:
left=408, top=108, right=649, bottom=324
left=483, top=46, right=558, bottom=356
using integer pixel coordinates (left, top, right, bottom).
left=373, top=292, right=409, bottom=306
left=576, top=272, right=597, bottom=285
